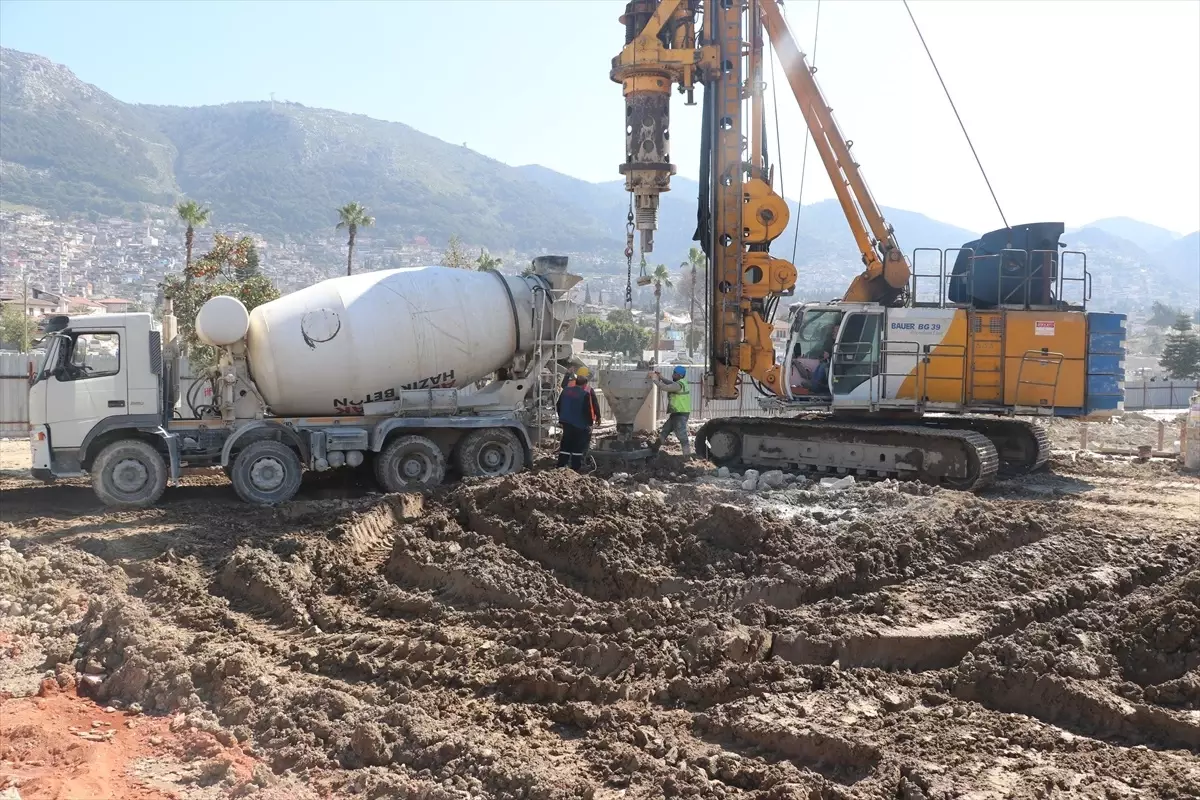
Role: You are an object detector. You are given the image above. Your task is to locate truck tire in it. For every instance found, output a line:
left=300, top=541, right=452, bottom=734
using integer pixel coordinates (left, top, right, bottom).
left=230, top=440, right=303, bottom=506
left=375, top=435, right=445, bottom=493
left=92, top=439, right=168, bottom=509
left=455, top=428, right=523, bottom=478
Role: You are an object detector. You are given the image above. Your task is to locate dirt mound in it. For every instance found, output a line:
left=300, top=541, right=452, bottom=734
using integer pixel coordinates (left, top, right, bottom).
left=384, top=515, right=587, bottom=612
left=216, top=546, right=317, bottom=627
left=953, top=564, right=1200, bottom=749
left=456, top=471, right=709, bottom=600
left=5, top=456, right=1200, bottom=797
left=1111, top=569, right=1200, bottom=706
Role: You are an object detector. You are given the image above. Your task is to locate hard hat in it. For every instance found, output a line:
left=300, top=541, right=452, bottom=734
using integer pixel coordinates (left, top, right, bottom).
left=576, top=366, right=591, bottom=378
left=672, top=365, right=687, bottom=379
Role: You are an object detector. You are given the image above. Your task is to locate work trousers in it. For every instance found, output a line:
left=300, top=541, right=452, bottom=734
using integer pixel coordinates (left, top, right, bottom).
left=658, top=413, right=691, bottom=454
left=557, top=424, right=592, bottom=472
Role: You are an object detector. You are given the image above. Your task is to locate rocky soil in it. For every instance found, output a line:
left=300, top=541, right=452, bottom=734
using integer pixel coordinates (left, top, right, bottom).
left=1, top=428, right=1198, bottom=799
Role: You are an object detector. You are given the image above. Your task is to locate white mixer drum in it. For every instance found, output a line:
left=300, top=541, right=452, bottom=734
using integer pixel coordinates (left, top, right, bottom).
left=245, top=266, right=538, bottom=416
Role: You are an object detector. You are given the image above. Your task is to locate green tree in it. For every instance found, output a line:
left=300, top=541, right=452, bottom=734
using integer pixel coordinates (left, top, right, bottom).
left=575, top=316, right=612, bottom=353
left=475, top=248, right=502, bottom=271
left=440, top=235, right=472, bottom=269
left=651, top=263, right=673, bottom=364
left=607, top=308, right=635, bottom=325
left=1159, top=313, right=1200, bottom=379
left=612, top=321, right=651, bottom=358
left=187, top=233, right=255, bottom=281
left=0, top=305, right=37, bottom=351
left=236, top=240, right=261, bottom=281
left=165, top=233, right=280, bottom=367
left=336, top=202, right=375, bottom=276
left=1149, top=301, right=1183, bottom=328
left=575, top=314, right=650, bottom=358
left=176, top=199, right=211, bottom=285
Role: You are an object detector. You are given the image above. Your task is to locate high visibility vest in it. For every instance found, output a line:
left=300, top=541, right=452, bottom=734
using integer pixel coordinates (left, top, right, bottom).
left=667, top=379, right=691, bottom=414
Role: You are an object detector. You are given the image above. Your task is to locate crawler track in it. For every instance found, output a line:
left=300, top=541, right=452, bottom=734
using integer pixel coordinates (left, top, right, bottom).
left=922, top=415, right=1051, bottom=476
left=695, top=417, right=1001, bottom=490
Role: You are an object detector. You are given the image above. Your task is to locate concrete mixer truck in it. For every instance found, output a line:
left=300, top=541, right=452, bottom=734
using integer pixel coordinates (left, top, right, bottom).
left=27, top=256, right=581, bottom=508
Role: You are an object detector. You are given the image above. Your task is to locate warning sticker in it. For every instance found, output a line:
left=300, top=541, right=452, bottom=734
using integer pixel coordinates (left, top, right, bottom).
left=1035, top=321, right=1056, bottom=336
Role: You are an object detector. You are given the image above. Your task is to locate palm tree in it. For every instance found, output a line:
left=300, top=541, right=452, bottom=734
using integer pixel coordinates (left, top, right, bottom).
left=336, top=202, right=375, bottom=276
left=652, top=263, right=673, bottom=365
left=176, top=200, right=211, bottom=284
left=475, top=248, right=503, bottom=271
left=682, top=247, right=706, bottom=357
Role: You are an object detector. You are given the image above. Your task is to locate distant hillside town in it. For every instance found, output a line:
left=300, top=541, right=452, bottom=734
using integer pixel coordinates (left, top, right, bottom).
left=0, top=208, right=616, bottom=312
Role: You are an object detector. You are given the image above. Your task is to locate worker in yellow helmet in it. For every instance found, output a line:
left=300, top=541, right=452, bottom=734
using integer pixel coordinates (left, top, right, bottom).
left=561, top=365, right=591, bottom=391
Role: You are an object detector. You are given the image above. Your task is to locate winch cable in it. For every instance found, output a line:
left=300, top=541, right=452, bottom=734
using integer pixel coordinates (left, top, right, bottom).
left=789, top=0, right=820, bottom=266
left=902, top=0, right=1009, bottom=230
left=624, top=194, right=636, bottom=308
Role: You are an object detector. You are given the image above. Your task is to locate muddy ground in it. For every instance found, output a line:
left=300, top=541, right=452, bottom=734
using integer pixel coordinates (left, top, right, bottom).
left=1, top=421, right=1198, bottom=799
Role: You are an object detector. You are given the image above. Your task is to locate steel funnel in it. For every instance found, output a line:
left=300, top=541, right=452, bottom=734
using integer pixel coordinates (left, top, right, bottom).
left=598, top=370, right=653, bottom=426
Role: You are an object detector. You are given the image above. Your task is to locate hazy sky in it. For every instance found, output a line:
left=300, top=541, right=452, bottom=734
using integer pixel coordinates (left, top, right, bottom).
left=2, top=0, right=1198, bottom=235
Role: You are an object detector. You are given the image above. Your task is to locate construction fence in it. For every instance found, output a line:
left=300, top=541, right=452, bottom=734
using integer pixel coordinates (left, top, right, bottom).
left=0, top=352, right=36, bottom=437
left=1124, top=379, right=1200, bottom=410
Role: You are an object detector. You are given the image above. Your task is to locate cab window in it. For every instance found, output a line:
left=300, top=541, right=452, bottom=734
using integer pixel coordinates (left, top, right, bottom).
left=62, top=332, right=120, bottom=381
left=790, top=310, right=842, bottom=360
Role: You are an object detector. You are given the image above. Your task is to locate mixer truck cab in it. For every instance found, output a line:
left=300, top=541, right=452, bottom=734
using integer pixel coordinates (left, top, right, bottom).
left=29, top=258, right=583, bottom=510
left=30, top=312, right=169, bottom=490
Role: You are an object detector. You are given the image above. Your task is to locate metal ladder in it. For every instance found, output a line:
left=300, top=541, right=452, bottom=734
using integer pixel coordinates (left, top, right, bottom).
left=1014, top=350, right=1064, bottom=414
left=528, top=285, right=574, bottom=442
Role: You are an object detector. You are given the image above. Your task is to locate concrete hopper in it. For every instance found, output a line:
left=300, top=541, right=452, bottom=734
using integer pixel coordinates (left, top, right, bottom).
left=599, top=370, right=653, bottom=425
left=595, top=369, right=655, bottom=461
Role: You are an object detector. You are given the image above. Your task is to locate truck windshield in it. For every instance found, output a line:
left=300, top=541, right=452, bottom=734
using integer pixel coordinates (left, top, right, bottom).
left=32, top=335, right=62, bottom=384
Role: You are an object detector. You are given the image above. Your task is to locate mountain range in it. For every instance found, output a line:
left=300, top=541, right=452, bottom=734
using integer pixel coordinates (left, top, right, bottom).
left=1, top=46, right=1196, bottom=308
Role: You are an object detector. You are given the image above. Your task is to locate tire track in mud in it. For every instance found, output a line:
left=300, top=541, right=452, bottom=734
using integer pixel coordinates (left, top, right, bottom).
left=5, top=460, right=1200, bottom=798
left=768, top=516, right=1199, bottom=673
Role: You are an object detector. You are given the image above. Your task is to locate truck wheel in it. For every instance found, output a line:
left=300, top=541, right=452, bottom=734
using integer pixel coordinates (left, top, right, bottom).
left=456, top=428, right=523, bottom=478
left=375, top=435, right=445, bottom=493
left=92, top=439, right=168, bottom=509
left=230, top=440, right=303, bottom=506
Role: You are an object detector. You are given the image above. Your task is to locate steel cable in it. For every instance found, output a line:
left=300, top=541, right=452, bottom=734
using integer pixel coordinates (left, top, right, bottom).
left=902, top=0, right=1009, bottom=229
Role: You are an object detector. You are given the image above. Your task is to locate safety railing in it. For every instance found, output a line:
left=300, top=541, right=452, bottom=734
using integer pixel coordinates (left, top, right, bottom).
left=804, top=333, right=1070, bottom=413
left=875, top=339, right=922, bottom=409
left=908, top=246, right=1089, bottom=311
left=829, top=338, right=926, bottom=411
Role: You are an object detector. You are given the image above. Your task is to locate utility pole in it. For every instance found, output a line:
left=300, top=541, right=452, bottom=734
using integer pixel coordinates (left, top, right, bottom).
left=22, top=275, right=30, bottom=352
